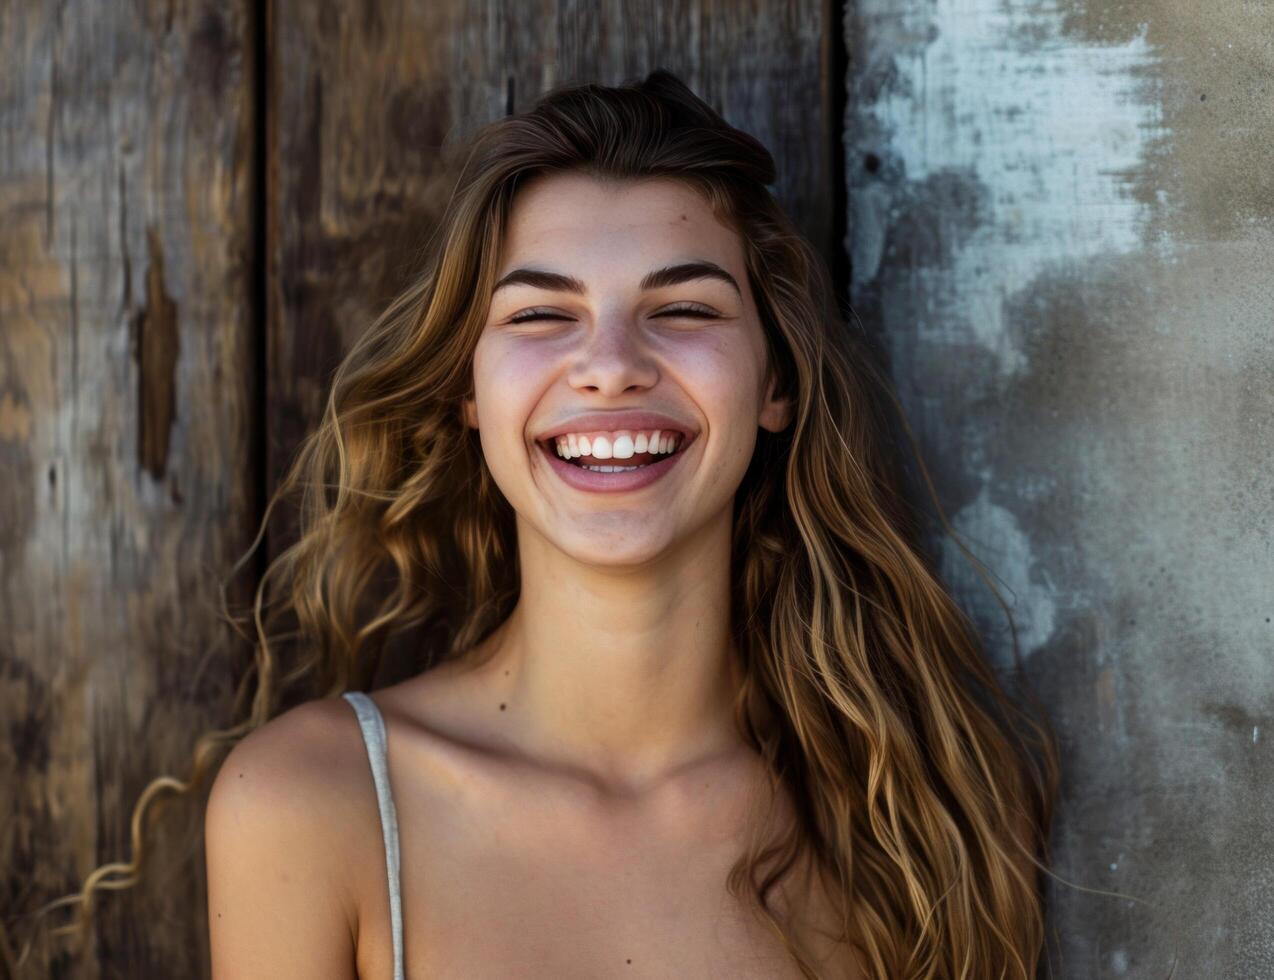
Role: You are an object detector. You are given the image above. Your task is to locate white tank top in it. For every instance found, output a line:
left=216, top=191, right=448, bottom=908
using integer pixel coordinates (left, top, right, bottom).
left=342, top=691, right=405, bottom=980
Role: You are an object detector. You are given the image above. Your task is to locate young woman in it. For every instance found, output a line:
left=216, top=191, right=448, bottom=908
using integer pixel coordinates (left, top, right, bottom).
left=194, top=70, right=1057, bottom=979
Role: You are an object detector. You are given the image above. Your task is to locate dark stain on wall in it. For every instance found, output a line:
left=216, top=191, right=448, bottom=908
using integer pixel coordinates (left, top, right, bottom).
left=134, top=225, right=180, bottom=480
left=880, top=168, right=992, bottom=272
left=188, top=8, right=232, bottom=105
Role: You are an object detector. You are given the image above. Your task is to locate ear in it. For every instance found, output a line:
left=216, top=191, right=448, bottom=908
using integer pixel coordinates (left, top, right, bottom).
left=758, top=365, right=793, bottom=434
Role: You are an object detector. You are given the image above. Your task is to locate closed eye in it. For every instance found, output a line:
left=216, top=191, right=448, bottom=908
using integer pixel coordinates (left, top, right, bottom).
left=507, top=303, right=722, bottom=324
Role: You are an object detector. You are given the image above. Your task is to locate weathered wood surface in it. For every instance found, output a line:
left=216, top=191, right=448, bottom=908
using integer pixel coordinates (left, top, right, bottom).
left=0, top=2, right=258, bottom=977
left=2, top=0, right=834, bottom=976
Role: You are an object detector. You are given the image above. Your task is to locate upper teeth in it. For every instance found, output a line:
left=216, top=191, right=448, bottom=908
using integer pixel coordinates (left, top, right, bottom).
left=551, top=429, right=682, bottom=459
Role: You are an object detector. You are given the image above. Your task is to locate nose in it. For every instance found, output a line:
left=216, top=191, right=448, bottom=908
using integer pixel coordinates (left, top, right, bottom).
left=565, top=312, right=659, bottom=396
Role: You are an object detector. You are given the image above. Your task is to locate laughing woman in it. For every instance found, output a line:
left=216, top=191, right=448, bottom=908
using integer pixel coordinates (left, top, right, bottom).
left=200, top=71, right=1058, bottom=979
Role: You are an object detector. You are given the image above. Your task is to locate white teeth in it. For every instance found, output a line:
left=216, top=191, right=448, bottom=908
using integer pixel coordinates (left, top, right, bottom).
left=546, top=428, right=686, bottom=462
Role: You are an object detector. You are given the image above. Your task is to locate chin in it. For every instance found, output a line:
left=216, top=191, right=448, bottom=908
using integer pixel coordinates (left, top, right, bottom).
left=555, top=525, right=679, bottom=570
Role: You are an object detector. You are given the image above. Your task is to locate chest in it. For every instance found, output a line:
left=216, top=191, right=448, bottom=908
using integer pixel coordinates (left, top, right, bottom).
left=352, top=772, right=842, bottom=978
left=434, top=841, right=807, bottom=975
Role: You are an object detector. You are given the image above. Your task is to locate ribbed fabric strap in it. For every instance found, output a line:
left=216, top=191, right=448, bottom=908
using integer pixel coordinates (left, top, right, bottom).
left=342, top=691, right=405, bottom=980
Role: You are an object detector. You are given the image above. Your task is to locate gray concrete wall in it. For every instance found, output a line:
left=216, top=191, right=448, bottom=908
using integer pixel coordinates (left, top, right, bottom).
left=846, top=1, right=1273, bottom=976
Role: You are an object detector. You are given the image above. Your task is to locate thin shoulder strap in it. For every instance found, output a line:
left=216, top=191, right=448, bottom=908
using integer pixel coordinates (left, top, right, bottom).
left=342, top=691, right=405, bottom=980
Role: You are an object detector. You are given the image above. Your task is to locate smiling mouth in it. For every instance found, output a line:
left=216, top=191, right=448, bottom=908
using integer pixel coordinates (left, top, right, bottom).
left=536, top=432, right=695, bottom=470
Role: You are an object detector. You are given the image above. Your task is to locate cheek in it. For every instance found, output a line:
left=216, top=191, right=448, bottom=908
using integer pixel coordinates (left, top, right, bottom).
left=472, top=339, right=553, bottom=446
left=678, top=337, right=767, bottom=471
left=673, top=334, right=763, bottom=415
left=476, top=338, right=560, bottom=392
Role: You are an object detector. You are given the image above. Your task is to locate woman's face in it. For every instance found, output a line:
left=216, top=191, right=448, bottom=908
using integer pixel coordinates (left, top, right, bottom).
left=464, top=172, right=790, bottom=567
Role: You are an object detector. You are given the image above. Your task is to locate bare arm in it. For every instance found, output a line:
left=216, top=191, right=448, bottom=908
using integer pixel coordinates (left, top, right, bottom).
left=205, top=703, right=360, bottom=979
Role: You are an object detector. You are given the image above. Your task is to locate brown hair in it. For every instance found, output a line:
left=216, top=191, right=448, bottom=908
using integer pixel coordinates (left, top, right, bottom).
left=11, top=69, right=1060, bottom=978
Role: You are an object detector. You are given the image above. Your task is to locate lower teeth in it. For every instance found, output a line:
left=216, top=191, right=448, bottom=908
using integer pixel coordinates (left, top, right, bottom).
left=581, top=463, right=652, bottom=472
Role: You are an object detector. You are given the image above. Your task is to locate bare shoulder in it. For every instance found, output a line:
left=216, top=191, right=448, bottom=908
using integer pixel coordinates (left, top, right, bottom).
left=205, top=696, right=376, bottom=979
left=209, top=695, right=368, bottom=794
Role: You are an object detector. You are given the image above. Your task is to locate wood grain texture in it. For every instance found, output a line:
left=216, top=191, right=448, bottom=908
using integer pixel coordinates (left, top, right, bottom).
left=0, top=2, right=259, bottom=976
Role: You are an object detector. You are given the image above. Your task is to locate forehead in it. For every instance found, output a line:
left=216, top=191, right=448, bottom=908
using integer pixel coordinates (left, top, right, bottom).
left=497, top=172, right=745, bottom=275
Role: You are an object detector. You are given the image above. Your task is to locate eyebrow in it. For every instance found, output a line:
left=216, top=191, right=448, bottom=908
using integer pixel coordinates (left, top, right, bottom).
left=491, top=260, right=742, bottom=298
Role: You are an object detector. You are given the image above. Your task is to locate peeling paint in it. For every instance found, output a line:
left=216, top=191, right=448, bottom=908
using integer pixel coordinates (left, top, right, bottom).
left=940, top=485, right=1058, bottom=660
left=852, top=1, right=1163, bottom=375
left=848, top=0, right=1274, bottom=974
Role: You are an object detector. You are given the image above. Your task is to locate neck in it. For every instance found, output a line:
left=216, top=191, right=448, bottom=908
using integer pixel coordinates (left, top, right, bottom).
left=470, top=508, right=744, bottom=793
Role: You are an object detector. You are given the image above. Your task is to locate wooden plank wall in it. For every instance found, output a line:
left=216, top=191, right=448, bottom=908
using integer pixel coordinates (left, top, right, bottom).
left=2, top=2, right=836, bottom=976
left=0, top=2, right=259, bottom=977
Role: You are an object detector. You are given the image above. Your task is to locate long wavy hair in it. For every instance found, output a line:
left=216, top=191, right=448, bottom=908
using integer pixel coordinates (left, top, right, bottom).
left=11, top=69, right=1061, bottom=979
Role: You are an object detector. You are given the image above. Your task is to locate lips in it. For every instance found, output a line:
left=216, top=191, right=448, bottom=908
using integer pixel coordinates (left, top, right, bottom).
left=536, top=436, right=692, bottom=493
